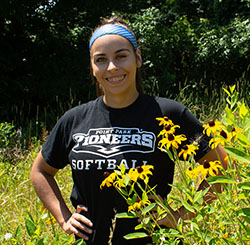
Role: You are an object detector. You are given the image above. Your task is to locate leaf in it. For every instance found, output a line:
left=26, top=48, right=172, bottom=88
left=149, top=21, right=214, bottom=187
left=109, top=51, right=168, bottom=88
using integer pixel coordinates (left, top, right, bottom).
left=124, top=232, right=149, bottom=239
left=142, top=203, right=156, bottom=215
left=206, top=176, right=237, bottom=184
left=224, top=147, right=250, bottom=163
left=116, top=212, right=137, bottom=219
left=237, top=208, right=250, bottom=217
left=223, top=87, right=231, bottom=97
left=193, top=190, right=203, bottom=204
left=182, top=200, right=195, bottom=213
left=239, top=102, right=248, bottom=118
left=134, top=223, right=144, bottom=230
left=238, top=133, right=250, bottom=147
left=14, top=224, right=21, bottom=240
left=238, top=182, right=250, bottom=190
left=25, top=219, right=35, bottom=237
left=124, top=174, right=130, bottom=186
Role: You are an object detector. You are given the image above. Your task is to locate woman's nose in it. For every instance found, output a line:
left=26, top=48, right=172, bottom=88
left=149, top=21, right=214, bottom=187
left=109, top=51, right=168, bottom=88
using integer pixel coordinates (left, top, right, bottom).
left=107, top=60, right=118, bottom=72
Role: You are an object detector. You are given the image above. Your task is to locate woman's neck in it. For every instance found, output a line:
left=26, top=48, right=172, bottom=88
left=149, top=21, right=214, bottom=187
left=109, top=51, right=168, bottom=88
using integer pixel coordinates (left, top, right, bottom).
left=103, top=90, right=139, bottom=109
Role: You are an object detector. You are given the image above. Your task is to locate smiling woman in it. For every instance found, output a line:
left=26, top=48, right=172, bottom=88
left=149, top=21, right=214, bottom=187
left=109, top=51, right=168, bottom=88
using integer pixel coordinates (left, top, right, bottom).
left=30, top=16, right=227, bottom=245
left=90, top=34, right=142, bottom=108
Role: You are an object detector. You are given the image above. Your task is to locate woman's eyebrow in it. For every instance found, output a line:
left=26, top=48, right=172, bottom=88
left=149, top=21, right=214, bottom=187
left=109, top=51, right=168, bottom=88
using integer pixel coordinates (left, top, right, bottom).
left=93, top=48, right=131, bottom=57
left=115, top=48, right=131, bottom=53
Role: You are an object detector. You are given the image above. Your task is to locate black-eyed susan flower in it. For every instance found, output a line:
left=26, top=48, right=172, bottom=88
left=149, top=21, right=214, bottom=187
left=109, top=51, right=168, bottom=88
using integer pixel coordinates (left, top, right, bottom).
left=158, top=133, right=187, bottom=150
left=186, top=165, right=203, bottom=180
left=46, top=216, right=56, bottom=225
left=100, top=172, right=118, bottom=189
left=156, top=117, right=174, bottom=127
left=209, top=129, right=230, bottom=149
left=128, top=199, right=151, bottom=213
left=113, top=175, right=126, bottom=188
left=203, top=120, right=224, bottom=137
left=128, top=165, right=154, bottom=182
left=158, top=124, right=180, bottom=137
left=178, top=144, right=199, bottom=160
left=228, top=126, right=242, bottom=141
left=200, top=160, right=223, bottom=179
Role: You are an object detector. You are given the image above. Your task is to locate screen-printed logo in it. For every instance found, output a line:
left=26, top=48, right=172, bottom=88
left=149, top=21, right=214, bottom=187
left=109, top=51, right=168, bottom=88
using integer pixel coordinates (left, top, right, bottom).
left=72, top=127, right=156, bottom=158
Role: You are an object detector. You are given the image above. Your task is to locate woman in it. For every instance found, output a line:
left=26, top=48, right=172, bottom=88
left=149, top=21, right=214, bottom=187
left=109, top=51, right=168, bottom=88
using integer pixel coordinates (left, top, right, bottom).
left=30, top=17, right=227, bottom=244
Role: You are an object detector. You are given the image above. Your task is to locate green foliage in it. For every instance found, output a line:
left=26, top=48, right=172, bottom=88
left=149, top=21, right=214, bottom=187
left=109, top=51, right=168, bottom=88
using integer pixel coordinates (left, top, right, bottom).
left=104, top=85, right=250, bottom=244
left=0, top=122, right=16, bottom=148
left=1, top=0, right=250, bottom=135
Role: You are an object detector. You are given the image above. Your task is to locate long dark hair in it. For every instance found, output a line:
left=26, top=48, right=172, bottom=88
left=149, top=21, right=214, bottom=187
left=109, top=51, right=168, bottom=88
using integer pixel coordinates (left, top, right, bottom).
left=89, top=16, right=143, bottom=97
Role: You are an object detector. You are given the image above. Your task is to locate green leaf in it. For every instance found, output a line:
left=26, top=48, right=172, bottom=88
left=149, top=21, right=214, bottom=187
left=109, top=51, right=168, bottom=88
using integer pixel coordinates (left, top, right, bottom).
left=206, top=176, right=237, bottom=184
left=124, top=174, right=130, bottom=186
left=193, top=190, right=203, bottom=204
left=142, top=203, right=156, bottom=215
left=182, top=201, right=195, bottom=213
left=238, top=133, right=250, bottom=147
left=238, top=182, right=250, bottom=190
left=25, top=219, right=35, bottom=237
left=134, top=223, right=144, bottom=230
left=116, top=212, right=137, bottom=219
left=237, top=208, right=250, bottom=217
left=224, top=147, right=250, bottom=163
left=14, top=224, right=21, bottom=240
left=124, top=232, right=149, bottom=239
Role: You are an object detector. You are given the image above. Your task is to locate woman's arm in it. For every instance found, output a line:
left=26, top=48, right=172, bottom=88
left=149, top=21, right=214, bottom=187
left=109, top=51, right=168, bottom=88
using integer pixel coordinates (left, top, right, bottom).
left=158, top=145, right=228, bottom=228
left=30, top=151, right=93, bottom=240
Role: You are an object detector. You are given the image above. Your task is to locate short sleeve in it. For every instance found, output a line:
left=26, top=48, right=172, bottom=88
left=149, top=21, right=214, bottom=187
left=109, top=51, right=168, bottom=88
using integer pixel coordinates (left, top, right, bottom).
left=176, top=106, right=212, bottom=161
left=41, top=114, right=70, bottom=169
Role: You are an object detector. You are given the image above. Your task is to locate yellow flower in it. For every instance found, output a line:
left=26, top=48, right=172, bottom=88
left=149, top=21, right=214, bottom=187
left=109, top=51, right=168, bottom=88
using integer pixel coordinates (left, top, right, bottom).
left=158, top=133, right=187, bottom=150
left=209, top=129, right=231, bottom=149
left=113, top=175, right=126, bottom=188
left=228, top=126, right=242, bottom=141
left=186, top=165, right=203, bottom=180
left=46, top=216, right=56, bottom=225
left=203, top=120, right=224, bottom=137
left=39, top=205, right=47, bottom=213
left=128, top=201, right=142, bottom=212
left=178, top=144, right=199, bottom=160
left=158, top=124, right=180, bottom=137
left=156, top=117, right=174, bottom=127
left=128, top=165, right=154, bottom=182
left=100, top=172, right=118, bottom=189
left=128, top=199, right=151, bottom=213
left=200, top=160, right=223, bottom=179
left=222, top=232, right=228, bottom=239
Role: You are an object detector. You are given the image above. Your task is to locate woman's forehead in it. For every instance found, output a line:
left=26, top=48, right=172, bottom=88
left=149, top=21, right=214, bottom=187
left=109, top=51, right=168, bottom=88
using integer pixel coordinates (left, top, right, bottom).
left=90, top=34, right=133, bottom=54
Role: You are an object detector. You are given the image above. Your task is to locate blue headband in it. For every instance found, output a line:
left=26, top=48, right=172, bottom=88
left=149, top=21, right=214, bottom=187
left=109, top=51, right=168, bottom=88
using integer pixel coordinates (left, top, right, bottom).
left=89, top=24, right=137, bottom=51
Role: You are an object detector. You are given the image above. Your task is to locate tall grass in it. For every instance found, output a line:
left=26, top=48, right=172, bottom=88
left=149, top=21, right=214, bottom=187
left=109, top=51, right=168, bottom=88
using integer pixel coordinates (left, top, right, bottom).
left=0, top=79, right=249, bottom=244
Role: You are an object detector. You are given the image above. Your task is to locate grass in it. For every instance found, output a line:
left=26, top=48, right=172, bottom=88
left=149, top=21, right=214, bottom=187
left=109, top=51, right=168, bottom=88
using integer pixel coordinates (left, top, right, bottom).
left=0, top=140, right=77, bottom=244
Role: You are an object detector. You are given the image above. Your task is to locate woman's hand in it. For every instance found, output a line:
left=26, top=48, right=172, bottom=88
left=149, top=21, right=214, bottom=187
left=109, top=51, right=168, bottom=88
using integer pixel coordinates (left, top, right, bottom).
left=147, top=195, right=180, bottom=229
left=62, top=205, right=94, bottom=240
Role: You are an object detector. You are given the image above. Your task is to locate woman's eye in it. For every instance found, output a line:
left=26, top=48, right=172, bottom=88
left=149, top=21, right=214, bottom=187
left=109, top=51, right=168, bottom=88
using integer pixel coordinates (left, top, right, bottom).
left=96, top=57, right=105, bottom=63
left=117, top=54, right=126, bottom=59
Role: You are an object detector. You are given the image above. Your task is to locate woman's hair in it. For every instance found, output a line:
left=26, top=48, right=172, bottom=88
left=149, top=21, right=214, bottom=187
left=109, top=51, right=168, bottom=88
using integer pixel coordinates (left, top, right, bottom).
left=89, top=16, right=143, bottom=97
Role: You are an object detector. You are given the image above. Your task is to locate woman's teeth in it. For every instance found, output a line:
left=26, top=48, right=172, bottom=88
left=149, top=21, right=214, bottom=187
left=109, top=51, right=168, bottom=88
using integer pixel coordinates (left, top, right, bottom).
left=107, top=75, right=125, bottom=82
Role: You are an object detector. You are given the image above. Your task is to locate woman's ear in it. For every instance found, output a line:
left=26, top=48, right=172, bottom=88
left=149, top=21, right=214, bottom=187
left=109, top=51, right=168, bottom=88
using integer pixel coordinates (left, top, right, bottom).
left=135, top=48, right=142, bottom=68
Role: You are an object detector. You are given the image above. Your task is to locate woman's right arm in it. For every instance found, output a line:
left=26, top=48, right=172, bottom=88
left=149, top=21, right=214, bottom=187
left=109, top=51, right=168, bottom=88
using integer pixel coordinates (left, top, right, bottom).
left=30, top=151, right=93, bottom=240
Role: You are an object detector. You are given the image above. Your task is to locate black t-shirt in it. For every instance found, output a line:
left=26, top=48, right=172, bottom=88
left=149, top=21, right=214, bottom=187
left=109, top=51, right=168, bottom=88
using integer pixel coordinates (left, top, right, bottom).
left=42, top=94, right=211, bottom=244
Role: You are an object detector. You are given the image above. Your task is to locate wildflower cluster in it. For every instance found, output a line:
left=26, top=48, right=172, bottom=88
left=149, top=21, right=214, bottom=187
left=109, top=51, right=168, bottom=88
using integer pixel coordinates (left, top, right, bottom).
left=99, top=85, right=250, bottom=244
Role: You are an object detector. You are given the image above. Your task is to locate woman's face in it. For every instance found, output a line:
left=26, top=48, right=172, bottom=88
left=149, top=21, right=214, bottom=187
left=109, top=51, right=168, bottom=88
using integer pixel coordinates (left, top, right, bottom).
left=90, top=34, right=142, bottom=100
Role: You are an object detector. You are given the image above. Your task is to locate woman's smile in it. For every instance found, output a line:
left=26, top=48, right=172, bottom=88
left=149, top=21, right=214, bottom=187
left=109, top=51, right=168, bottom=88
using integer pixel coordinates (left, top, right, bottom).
left=106, top=74, right=126, bottom=84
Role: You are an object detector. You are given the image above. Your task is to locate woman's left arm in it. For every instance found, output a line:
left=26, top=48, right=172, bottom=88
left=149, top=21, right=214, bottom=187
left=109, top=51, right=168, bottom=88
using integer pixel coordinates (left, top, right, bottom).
left=158, top=145, right=228, bottom=228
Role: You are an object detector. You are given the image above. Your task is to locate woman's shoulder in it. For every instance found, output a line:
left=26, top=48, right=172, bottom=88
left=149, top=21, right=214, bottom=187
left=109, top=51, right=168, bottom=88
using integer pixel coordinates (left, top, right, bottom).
left=57, top=97, right=102, bottom=123
left=142, top=94, right=186, bottom=113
